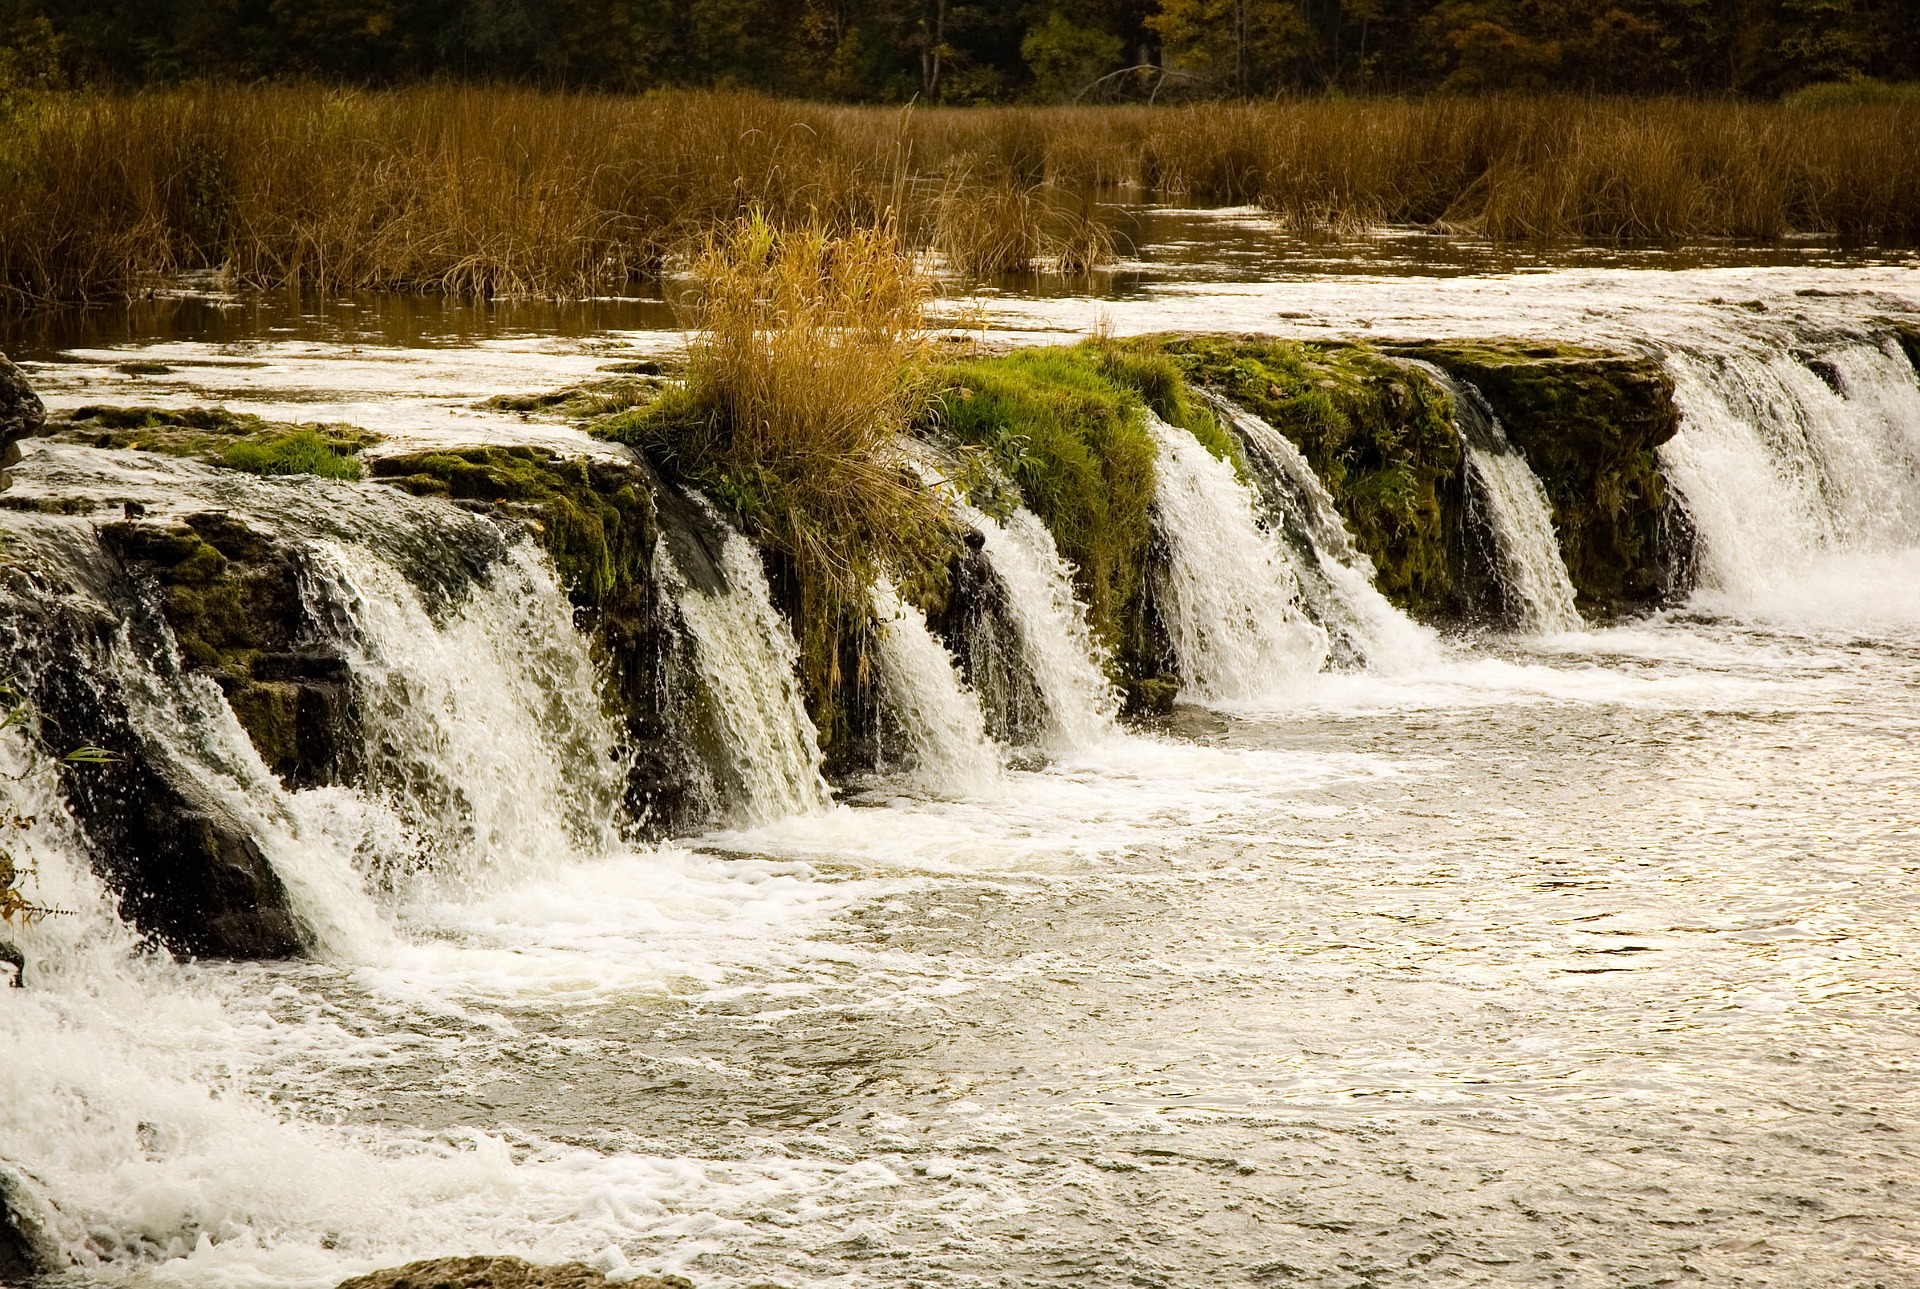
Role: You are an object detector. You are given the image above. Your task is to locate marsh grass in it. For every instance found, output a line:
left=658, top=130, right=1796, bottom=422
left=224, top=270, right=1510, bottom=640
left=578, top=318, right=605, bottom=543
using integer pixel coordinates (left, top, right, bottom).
left=3, top=87, right=1915, bottom=305
left=598, top=213, right=952, bottom=720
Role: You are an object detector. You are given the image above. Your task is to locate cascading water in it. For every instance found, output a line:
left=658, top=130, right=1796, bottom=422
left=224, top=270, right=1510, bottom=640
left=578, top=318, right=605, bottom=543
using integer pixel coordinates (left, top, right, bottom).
left=867, top=577, right=1004, bottom=796
left=1202, top=394, right=1437, bottom=670
left=953, top=502, right=1120, bottom=751
left=652, top=501, right=833, bottom=825
left=296, top=539, right=631, bottom=903
left=1413, top=364, right=1584, bottom=634
left=1145, top=413, right=1330, bottom=703
left=1657, top=336, right=1920, bottom=612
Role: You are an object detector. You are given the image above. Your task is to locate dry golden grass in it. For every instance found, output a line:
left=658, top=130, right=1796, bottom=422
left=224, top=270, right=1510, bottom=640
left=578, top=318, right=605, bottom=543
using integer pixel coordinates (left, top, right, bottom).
left=2, top=87, right=1917, bottom=304
left=600, top=213, right=951, bottom=714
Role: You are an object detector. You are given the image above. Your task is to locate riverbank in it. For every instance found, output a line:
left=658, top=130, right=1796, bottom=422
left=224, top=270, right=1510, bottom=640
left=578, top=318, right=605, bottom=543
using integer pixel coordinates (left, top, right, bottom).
left=4, top=88, right=1919, bottom=305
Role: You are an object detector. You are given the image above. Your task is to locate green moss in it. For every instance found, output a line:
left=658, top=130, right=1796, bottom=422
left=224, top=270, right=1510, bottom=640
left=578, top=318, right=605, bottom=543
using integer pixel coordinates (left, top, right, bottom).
left=369, top=445, right=655, bottom=609
left=479, top=376, right=667, bottom=420
left=49, top=405, right=378, bottom=479
left=1386, top=340, right=1678, bottom=615
left=1153, top=336, right=1461, bottom=618
left=221, top=429, right=364, bottom=480
left=915, top=344, right=1162, bottom=664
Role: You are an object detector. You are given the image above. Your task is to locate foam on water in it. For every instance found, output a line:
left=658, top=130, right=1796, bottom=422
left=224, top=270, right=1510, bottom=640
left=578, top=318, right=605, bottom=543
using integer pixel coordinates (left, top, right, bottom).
left=1146, top=413, right=1330, bottom=702
left=954, top=502, right=1121, bottom=751
left=868, top=577, right=1004, bottom=797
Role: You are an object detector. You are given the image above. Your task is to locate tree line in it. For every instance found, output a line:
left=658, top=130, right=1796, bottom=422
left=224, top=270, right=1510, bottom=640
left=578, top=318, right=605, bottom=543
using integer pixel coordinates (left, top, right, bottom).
left=1, top=0, right=1915, bottom=101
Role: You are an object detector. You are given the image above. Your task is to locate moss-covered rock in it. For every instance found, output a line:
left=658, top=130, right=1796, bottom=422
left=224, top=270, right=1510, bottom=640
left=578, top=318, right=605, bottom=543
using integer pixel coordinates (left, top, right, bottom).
left=1386, top=341, right=1679, bottom=616
left=45, top=405, right=376, bottom=480
left=1152, top=336, right=1463, bottom=619
left=913, top=343, right=1211, bottom=705
left=100, top=512, right=357, bottom=788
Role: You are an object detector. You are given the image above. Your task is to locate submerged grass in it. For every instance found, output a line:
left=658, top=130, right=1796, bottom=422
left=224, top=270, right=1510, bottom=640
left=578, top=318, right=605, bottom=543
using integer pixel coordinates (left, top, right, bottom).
left=3, top=87, right=1916, bottom=305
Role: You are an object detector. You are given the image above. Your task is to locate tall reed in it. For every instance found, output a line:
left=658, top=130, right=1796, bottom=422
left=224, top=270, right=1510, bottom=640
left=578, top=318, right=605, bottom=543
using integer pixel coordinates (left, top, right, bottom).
left=2, top=87, right=1916, bottom=305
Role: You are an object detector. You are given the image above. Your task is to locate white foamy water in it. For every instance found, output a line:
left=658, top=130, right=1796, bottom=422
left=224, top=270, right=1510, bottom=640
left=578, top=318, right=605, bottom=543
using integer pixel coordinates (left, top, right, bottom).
left=956, top=502, right=1120, bottom=750
left=867, top=577, right=1003, bottom=797
left=1146, top=413, right=1330, bottom=702
left=654, top=510, right=832, bottom=825
left=302, top=541, right=630, bottom=907
left=1206, top=395, right=1439, bottom=669
left=1660, top=338, right=1920, bottom=610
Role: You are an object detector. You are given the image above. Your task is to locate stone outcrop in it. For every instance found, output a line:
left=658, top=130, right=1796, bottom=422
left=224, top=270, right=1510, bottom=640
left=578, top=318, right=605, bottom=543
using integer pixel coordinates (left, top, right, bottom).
left=1386, top=341, right=1684, bottom=616
left=334, top=1255, right=691, bottom=1289
left=100, top=512, right=359, bottom=789
left=0, top=351, right=47, bottom=489
left=5, top=584, right=305, bottom=958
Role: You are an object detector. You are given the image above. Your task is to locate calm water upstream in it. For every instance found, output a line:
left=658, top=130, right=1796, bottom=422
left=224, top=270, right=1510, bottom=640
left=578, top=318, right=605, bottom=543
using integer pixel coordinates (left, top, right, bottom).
left=2, top=211, right=1917, bottom=1289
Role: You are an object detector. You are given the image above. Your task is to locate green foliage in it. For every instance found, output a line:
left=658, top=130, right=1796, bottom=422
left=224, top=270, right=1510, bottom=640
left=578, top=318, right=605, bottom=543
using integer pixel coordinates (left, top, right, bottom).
left=370, top=446, right=656, bottom=608
left=918, top=342, right=1170, bottom=662
left=1021, top=13, right=1123, bottom=101
left=220, top=429, right=365, bottom=481
left=1157, top=336, right=1461, bottom=617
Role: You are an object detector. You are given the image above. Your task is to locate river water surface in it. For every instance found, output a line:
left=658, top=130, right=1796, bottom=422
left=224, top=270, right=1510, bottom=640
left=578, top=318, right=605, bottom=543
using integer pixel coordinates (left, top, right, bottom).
left=2, top=212, right=1917, bottom=1289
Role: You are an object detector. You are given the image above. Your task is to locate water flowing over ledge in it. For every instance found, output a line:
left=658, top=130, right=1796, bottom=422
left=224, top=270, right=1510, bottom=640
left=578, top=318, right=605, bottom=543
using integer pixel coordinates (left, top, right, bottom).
left=1, top=271, right=1918, bottom=1287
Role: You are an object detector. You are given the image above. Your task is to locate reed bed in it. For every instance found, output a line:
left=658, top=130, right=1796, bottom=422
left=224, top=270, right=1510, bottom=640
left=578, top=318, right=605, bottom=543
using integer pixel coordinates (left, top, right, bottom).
left=2, top=86, right=1916, bottom=305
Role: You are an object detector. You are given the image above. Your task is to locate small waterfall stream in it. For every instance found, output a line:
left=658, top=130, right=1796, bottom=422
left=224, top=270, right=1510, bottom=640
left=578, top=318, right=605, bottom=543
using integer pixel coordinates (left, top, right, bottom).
left=1415, top=364, right=1584, bottom=634
left=869, top=577, right=1004, bottom=796
left=1145, top=413, right=1330, bottom=703
left=1657, top=337, right=1920, bottom=608
left=654, top=504, right=833, bottom=825
left=298, top=540, right=630, bottom=903
left=955, top=502, right=1120, bottom=751
left=1203, top=394, right=1437, bottom=669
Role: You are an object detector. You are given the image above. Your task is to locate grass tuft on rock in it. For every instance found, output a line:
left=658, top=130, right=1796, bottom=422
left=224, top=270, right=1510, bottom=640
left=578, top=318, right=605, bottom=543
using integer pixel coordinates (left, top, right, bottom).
left=49, top=405, right=376, bottom=480
left=594, top=214, right=954, bottom=732
left=221, top=429, right=364, bottom=480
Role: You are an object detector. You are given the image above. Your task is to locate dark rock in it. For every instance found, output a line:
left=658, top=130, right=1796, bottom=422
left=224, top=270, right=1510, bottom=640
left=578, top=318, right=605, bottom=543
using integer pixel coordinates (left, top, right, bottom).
left=100, top=514, right=359, bottom=790
left=1384, top=341, right=1684, bottom=619
left=0, top=352, right=48, bottom=485
left=4, top=602, right=305, bottom=959
left=0, top=1178, right=36, bottom=1285
left=333, top=1255, right=690, bottom=1289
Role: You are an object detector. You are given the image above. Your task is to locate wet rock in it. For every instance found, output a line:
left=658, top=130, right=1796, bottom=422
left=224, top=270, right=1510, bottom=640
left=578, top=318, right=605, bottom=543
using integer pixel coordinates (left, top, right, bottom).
left=0, top=351, right=48, bottom=486
left=1385, top=340, right=1683, bottom=618
left=100, top=514, right=359, bottom=790
left=334, top=1256, right=691, bottom=1289
left=1, top=553, right=305, bottom=959
left=0, top=1184, right=35, bottom=1285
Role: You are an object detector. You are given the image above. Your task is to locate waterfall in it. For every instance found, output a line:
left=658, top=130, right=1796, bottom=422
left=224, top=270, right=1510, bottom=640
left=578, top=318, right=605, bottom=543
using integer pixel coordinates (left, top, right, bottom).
left=868, top=577, right=1003, bottom=796
left=1145, top=413, right=1330, bottom=703
left=298, top=540, right=631, bottom=902
left=1657, top=336, right=1920, bottom=610
left=1202, top=394, right=1437, bottom=669
left=954, top=502, right=1120, bottom=751
left=1414, top=364, right=1583, bottom=634
left=653, top=501, right=833, bottom=826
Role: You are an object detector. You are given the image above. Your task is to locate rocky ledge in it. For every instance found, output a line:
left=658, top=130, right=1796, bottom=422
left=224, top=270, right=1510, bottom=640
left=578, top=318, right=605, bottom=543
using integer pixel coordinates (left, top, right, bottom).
left=335, top=1255, right=691, bottom=1289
